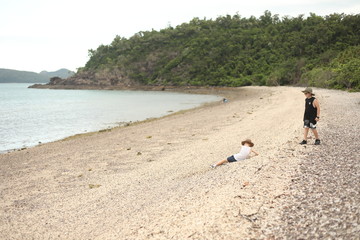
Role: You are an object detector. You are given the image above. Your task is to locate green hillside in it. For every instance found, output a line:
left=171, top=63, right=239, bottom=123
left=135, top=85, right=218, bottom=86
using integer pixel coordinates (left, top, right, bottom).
left=77, top=11, right=360, bottom=90
left=0, top=68, right=74, bottom=83
left=40, top=68, right=75, bottom=79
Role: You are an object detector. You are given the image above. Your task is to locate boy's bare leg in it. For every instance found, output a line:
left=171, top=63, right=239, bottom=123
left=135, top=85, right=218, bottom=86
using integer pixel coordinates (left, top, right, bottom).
left=312, top=129, right=319, bottom=139
left=303, top=128, right=310, bottom=140
left=215, top=159, right=228, bottom=166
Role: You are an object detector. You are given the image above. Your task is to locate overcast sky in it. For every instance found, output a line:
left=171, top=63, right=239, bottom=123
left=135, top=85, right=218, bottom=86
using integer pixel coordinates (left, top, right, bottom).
left=1, top=0, right=359, bottom=73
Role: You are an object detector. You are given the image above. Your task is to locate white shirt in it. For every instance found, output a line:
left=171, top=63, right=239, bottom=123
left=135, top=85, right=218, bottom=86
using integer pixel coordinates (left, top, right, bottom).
left=233, top=146, right=251, bottom=161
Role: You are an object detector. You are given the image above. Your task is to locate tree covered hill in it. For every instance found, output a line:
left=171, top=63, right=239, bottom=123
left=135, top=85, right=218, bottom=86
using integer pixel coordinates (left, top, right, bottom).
left=0, top=68, right=74, bottom=83
left=39, top=68, right=75, bottom=79
left=67, top=11, right=360, bottom=90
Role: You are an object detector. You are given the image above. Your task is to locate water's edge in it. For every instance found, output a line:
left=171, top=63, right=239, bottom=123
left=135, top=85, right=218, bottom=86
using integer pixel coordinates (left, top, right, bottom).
left=1, top=86, right=226, bottom=154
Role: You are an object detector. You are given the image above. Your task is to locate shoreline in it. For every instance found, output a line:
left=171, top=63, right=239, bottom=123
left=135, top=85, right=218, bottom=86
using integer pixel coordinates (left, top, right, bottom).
left=1, top=86, right=358, bottom=239
left=29, top=83, right=240, bottom=96
left=2, top=86, right=232, bottom=154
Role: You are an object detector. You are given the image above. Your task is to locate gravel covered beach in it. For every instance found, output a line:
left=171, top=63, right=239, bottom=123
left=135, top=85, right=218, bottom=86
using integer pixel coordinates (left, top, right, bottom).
left=261, top=89, right=360, bottom=239
left=0, top=86, right=359, bottom=239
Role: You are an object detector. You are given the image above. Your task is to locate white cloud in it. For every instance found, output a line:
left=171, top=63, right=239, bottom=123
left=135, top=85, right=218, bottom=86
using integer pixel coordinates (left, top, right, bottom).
left=338, top=3, right=360, bottom=15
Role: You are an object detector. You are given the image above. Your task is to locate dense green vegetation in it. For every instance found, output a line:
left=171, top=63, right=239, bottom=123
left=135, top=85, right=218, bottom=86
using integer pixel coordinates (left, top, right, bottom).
left=81, top=11, right=360, bottom=90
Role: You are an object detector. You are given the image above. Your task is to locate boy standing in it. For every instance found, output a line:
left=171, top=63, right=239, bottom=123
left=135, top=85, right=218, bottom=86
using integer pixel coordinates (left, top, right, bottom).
left=300, top=87, right=321, bottom=145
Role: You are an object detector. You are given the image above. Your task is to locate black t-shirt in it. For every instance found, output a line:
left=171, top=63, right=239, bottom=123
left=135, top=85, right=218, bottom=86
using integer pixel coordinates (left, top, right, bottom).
left=304, top=97, right=317, bottom=121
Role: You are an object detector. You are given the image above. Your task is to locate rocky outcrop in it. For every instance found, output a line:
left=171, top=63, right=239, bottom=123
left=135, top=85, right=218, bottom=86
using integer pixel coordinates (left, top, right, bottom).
left=29, top=69, right=143, bottom=89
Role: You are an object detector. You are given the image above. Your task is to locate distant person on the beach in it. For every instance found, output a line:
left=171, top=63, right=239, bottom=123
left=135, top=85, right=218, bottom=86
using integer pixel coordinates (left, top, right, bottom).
left=300, top=87, right=321, bottom=145
left=211, top=139, right=259, bottom=168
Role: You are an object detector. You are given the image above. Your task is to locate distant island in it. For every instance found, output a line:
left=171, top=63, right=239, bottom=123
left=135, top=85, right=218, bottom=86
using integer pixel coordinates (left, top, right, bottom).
left=31, top=11, right=360, bottom=91
left=0, top=68, right=75, bottom=83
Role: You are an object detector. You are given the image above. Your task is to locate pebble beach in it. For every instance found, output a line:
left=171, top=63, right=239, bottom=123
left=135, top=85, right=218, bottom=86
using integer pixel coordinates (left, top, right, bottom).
left=0, top=86, right=359, bottom=239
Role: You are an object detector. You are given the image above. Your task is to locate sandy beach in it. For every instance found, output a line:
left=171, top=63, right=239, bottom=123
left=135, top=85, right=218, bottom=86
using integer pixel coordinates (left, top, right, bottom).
left=1, top=86, right=359, bottom=239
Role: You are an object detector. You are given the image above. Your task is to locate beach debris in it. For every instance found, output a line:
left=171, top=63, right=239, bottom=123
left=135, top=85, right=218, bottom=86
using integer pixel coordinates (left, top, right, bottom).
left=88, top=168, right=92, bottom=171
left=99, top=129, right=111, bottom=133
left=188, top=232, right=198, bottom=238
left=127, top=147, right=131, bottom=150
left=243, top=181, right=250, bottom=187
left=116, top=121, right=132, bottom=127
left=255, top=165, right=264, bottom=173
left=274, top=193, right=289, bottom=199
left=117, top=121, right=131, bottom=127
left=137, top=152, right=142, bottom=155
left=88, top=184, right=101, bottom=189
left=146, top=136, right=152, bottom=139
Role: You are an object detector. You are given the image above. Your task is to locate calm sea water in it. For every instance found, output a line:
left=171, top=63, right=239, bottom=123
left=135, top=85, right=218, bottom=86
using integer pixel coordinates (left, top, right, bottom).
left=0, top=83, right=221, bottom=152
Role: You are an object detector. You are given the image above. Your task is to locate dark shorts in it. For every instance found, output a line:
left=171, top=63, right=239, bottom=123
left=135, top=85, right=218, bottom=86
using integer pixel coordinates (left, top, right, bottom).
left=227, top=155, right=237, bottom=162
left=304, top=119, right=317, bottom=129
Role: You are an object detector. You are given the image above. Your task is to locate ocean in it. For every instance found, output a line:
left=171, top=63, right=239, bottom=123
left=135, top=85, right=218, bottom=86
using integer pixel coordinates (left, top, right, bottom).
left=0, top=83, right=221, bottom=153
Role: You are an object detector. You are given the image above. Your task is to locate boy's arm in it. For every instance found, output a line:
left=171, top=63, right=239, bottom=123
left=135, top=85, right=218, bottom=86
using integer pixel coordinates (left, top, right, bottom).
left=314, top=99, right=320, bottom=121
left=251, top=149, right=259, bottom=156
